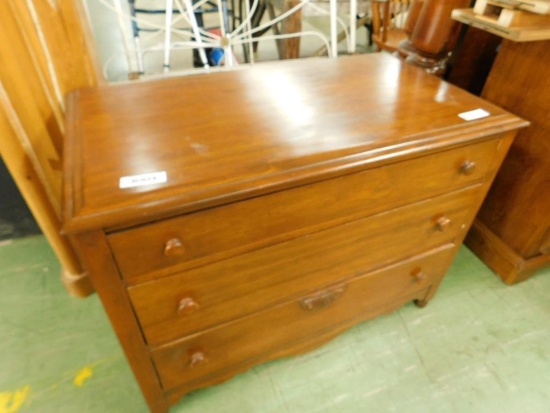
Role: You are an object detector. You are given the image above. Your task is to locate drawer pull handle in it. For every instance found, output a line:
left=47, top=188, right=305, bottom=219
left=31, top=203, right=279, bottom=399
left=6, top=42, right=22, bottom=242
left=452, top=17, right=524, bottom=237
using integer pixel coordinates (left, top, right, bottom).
left=459, top=160, right=476, bottom=175
left=435, top=216, right=451, bottom=231
left=164, top=238, right=186, bottom=257
left=189, top=351, right=208, bottom=368
left=411, top=268, right=428, bottom=283
left=300, top=286, right=346, bottom=311
left=177, top=297, right=200, bottom=316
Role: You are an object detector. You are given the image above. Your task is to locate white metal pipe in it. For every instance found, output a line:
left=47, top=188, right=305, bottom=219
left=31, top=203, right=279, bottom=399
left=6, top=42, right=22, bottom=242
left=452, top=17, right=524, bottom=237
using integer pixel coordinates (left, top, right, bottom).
left=112, top=0, right=140, bottom=73
left=182, top=0, right=210, bottom=67
left=234, top=0, right=309, bottom=40
left=164, top=0, right=174, bottom=71
left=243, top=0, right=255, bottom=64
left=349, top=0, right=357, bottom=53
left=330, top=0, right=337, bottom=57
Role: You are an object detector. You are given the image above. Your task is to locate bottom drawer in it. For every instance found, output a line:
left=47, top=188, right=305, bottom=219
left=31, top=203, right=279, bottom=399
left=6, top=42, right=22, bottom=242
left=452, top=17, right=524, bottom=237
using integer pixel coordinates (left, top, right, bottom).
left=152, top=244, right=455, bottom=392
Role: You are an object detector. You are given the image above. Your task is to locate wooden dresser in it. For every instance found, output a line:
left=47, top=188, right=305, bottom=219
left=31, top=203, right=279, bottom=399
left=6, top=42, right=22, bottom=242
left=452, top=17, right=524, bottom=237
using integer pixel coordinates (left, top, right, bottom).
left=62, top=54, right=526, bottom=413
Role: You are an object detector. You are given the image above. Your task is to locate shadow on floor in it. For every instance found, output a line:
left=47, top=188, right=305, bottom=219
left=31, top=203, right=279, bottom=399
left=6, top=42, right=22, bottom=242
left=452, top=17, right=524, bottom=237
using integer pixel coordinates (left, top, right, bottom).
left=0, top=157, right=41, bottom=240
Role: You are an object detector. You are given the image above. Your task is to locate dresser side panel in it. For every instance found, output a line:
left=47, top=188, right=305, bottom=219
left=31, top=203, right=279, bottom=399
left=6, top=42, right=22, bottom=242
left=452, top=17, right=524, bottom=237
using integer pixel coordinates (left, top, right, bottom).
left=71, top=230, right=169, bottom=413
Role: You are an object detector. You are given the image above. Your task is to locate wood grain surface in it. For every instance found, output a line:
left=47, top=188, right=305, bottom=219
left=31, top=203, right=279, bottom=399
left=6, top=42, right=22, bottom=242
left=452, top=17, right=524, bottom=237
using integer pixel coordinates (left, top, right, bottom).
left=62, top=53, right=527, bottom=413
left=465, top=39, right=550, bottom=283
left=152, top=245, right=455, bottom=391
left=130, top=186, right=479, bottom=346
left=63, top=53, right=526, bottom=233
left=109, top=138, right=498, bottom=283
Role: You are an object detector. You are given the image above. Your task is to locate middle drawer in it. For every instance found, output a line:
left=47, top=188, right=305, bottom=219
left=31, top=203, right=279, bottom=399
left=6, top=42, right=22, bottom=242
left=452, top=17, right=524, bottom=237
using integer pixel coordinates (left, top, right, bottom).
left=129, top=185, right=479, bottom=346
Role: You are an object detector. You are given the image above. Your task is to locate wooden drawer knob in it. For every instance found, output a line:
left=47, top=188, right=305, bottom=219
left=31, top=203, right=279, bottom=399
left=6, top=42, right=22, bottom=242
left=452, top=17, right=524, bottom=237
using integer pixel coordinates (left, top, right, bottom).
left=435, top=216, right=451, bottom=231
left=177, top=297, right=200, bottom=316
left=299, top=285, right=346, bottom=311
left=189, top=351, right=208, bottom=368
left=459, top=160, right=476, bottom=175
left=411, top=268, right=428, bottom=283
left=164, top=238, right=185, bottom=257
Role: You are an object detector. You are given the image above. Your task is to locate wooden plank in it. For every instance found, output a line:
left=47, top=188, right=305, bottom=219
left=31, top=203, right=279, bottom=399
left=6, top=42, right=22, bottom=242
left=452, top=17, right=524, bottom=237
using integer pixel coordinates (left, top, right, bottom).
left=474, top=0, right=550, bottom=15
left=31, top=0, right=102, bottom=94
left=498, top=9, right=550, bottom=27
left=466, top=219, right=550, bottom=284
left=472, top=0, right=550, bottom=27
left=509, top=0, right=550, bottom=14
left=280, top=0, right=303, bottom=59
left=452, top=8, right=550, bottom=41
left=7, top=0, right=65, bottom=144
left=510, top=0, right=550, bottom=15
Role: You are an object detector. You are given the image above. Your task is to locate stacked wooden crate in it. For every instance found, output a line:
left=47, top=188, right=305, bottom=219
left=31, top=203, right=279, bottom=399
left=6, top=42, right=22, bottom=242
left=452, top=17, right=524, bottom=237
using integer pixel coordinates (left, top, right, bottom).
left=452, top=0, right=550, bottom=41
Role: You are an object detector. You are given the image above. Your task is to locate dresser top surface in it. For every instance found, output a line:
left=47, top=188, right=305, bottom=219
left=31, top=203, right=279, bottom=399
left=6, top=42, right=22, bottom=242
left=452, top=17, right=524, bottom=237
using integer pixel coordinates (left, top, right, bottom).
left=63, top=53, right=526, bottom=232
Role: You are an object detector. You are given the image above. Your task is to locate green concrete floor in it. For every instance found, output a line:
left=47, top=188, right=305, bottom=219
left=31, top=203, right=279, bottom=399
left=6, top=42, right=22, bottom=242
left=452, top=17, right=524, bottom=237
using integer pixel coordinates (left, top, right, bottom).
left=1, top=235, right=549, bottom=413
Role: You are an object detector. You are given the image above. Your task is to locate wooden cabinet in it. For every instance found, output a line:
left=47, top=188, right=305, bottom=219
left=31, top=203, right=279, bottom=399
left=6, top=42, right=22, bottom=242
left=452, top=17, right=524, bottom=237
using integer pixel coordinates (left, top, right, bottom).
left=449, top=9, right=550, bottom=284
left=62, top=54, right=526, bottom=413
left=463, top=39, right=550, bottom=284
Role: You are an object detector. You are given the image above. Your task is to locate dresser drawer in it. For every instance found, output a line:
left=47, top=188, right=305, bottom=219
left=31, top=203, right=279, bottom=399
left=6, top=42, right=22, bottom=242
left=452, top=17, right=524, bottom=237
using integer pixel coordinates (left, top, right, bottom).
left=129, top=185, right=479, bottom=346
left=151, top=245, right=455, bottom=391
left=109, top=139, right=498, bottom=283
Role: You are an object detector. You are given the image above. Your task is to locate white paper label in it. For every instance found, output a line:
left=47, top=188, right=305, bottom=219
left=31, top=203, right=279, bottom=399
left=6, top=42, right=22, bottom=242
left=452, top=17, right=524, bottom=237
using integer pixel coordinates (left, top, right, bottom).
left=458, top=108, right=490, bottom=121
left=119, top=171, right=167, bottom=189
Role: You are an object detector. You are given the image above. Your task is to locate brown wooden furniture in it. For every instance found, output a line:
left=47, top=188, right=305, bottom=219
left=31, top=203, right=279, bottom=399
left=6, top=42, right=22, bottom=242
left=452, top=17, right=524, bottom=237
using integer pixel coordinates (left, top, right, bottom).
left=371, top=0, right=410, bottom=52
left=454, top=29, right=550, bottom=283
left=394, top=0, right=471, bottom=74
left=0, top=0, right=99, bottom=297
left=453, top=4, right=550, bottom=41
left=444, top=25, right=501, bottom=96
left=62, top=54, right=526, bottom=412
left=407, top=0, right=470, bottom=57
left=278, top=0, right=303, bottom=59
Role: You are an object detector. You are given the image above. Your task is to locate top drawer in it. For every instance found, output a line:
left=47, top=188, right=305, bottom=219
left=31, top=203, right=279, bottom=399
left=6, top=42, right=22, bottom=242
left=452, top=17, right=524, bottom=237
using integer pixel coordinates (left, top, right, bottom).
left=108, top=139, right=500, bottom=283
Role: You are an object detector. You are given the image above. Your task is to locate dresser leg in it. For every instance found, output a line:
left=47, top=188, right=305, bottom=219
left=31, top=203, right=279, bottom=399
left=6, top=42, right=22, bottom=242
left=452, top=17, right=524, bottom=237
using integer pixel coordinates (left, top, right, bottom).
left=413, top=299, right=428, bottom=308
left=60, top=268, right=94, bottom=297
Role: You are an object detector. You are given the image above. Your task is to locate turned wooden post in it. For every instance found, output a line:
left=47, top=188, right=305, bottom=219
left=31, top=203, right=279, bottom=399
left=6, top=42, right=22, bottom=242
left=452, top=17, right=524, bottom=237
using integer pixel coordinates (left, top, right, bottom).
left=400, top=0, right=471, bottom=74
left=397, top=0, right=426, bottom=57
